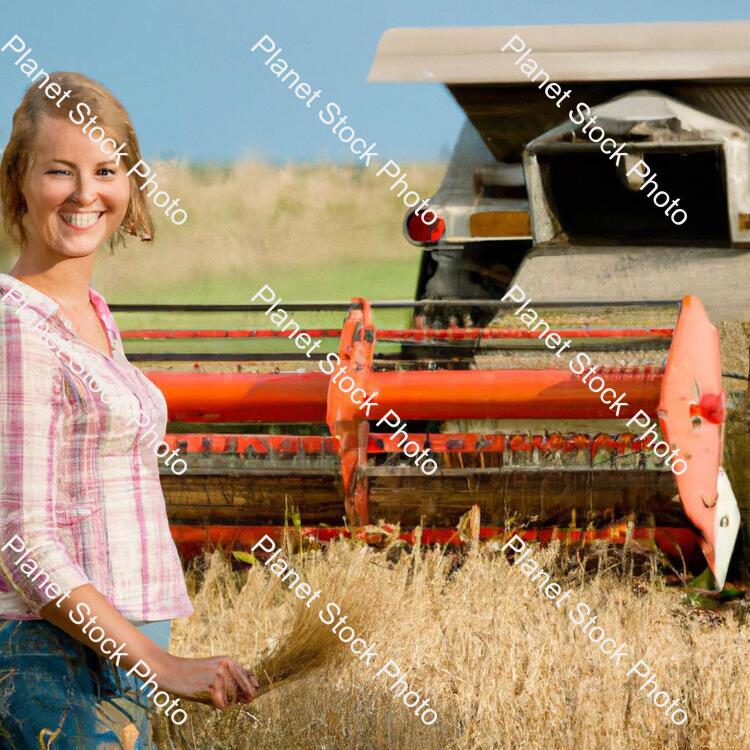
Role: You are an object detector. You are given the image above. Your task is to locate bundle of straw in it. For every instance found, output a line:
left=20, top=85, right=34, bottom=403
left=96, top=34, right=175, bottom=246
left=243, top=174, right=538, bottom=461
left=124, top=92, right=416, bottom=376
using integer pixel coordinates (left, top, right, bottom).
left=250, top=543, right=378, bottom=696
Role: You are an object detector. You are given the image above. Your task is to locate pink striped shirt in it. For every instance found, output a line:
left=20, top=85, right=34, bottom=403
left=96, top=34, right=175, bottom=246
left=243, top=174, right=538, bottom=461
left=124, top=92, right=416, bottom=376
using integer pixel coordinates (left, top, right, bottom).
left=0, top=274, right=192, bottom=620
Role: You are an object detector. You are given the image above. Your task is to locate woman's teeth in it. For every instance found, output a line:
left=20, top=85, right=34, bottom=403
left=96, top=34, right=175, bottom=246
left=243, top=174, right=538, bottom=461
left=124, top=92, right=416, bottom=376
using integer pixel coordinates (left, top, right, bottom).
left=61, top=212, right=102, bottom=228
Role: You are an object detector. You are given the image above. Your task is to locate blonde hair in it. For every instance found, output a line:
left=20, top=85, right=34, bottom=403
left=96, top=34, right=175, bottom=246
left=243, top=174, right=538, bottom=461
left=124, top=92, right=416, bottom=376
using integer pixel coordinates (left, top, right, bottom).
left=0, top=71, right=153, bottom=245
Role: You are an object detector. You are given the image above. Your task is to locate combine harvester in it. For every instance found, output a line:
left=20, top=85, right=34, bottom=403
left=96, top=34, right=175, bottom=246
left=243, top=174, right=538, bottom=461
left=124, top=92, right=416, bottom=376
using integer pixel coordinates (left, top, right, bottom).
left=116, top=21, right=750, bottom=589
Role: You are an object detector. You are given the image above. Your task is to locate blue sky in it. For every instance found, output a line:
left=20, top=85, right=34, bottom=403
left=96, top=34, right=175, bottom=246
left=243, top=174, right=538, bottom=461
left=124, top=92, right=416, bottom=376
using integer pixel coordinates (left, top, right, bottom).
left=1, top=0, right=748, bottom=163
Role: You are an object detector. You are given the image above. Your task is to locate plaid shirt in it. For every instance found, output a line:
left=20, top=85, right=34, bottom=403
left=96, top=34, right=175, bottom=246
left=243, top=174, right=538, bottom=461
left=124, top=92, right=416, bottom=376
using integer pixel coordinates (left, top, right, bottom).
left=0, top=274, right=192, bottom=621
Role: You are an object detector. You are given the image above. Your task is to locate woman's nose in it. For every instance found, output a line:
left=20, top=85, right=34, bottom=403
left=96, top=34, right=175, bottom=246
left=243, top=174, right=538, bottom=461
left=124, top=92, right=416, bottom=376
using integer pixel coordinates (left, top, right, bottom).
left=70, top=175, right=98, bottom=205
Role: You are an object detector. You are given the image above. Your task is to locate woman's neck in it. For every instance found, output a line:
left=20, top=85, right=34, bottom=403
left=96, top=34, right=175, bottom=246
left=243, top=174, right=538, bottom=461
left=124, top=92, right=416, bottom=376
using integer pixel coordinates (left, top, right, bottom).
left=10, top=251, right=94, bottom=311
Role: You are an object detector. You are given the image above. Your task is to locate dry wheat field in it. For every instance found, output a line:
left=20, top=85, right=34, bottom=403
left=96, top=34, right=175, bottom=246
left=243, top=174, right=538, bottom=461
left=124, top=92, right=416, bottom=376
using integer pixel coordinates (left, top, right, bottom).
left=154, top=539, right=749, bottom=750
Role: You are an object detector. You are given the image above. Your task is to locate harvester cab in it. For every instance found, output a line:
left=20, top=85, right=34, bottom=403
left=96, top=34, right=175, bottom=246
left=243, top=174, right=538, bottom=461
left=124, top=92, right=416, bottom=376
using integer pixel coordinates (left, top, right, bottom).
left=116, top=21, right=749, bottom=591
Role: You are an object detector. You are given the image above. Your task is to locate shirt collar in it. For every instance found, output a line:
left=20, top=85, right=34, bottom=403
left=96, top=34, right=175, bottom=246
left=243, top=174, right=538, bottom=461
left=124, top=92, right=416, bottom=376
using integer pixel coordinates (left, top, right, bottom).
left=88, top=286, right=121, bottom=345
left=0, top=274, right=119, bottom=348
left=0, top=273, right=60, bottom=320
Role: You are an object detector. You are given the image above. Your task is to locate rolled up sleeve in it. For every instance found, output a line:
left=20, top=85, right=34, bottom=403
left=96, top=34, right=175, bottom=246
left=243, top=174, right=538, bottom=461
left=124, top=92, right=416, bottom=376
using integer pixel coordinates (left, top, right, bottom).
left=0, top=310, right=90, bottom=614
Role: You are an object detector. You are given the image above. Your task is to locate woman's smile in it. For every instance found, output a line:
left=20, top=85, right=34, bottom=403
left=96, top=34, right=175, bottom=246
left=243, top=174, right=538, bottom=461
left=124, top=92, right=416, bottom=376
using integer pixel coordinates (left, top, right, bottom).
left=59, top=211, right=105, bottom=232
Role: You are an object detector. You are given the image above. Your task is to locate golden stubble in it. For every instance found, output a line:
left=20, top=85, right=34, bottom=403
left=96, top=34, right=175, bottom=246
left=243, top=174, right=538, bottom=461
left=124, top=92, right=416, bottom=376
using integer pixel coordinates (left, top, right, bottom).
left=159, top=540, right=750, bottom=750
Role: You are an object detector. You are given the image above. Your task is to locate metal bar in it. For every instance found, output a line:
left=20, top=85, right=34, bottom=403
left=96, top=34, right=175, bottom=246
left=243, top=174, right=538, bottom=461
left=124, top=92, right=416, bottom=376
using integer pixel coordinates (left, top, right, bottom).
left=379, top=327, right=673, bottom=340
left=149, top=368, right=662, bottom=422
left=122, top=326, right=674, bottom=341
left=368, top=299, right=679, bottom=309
left=385, top=341, right=668, bottom=353
left=127, top=342, right=666, bottom=362
left=162, top=467, right=339, bottom=477
left=365, top=368, right=661, bottom=421
left=128, top=353, right=448, bottom=363
left=122, top=328, right=343, bottom=340
left=128, top=353, right=327, bottom=362
left=110, top=299, right=681, bottom=313
left=361, top=466, right=660, bottom=476
left=111, top=302, right=357, bottom=312
left=150, top=371, right=330, bottom=422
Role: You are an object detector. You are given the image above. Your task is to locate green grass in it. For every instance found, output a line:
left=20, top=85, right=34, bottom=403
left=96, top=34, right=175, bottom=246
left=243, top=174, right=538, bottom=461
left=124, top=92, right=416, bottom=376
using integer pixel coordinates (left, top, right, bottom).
left=110, top=257, right=421, bottom=354
left=106, top=256, right=420, bottom=305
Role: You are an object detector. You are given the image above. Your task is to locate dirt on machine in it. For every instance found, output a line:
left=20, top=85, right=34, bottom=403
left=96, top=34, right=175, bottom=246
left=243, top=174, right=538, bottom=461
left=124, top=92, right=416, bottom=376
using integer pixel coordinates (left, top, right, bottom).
left=115, top=20, right=750, bottom=590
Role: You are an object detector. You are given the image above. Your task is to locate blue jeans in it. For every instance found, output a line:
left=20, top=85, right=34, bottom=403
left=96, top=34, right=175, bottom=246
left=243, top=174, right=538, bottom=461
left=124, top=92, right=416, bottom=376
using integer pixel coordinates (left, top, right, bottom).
left=0, top=620, right=154, bottom=749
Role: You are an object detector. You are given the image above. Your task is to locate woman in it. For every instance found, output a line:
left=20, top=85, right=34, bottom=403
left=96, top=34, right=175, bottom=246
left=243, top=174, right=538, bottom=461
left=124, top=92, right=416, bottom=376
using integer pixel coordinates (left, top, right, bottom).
left=0, top=72, right=258, bottom=749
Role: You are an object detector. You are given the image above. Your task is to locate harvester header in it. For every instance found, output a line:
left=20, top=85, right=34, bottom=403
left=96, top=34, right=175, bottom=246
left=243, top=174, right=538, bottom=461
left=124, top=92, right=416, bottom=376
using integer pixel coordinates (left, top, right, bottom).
left=118, top=285, right=741, bottom=587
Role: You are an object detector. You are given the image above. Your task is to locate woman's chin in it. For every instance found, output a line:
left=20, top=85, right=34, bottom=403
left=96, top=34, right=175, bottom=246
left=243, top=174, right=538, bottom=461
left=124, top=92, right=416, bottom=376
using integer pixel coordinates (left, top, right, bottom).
left=52, top=236, right=105, bottom=258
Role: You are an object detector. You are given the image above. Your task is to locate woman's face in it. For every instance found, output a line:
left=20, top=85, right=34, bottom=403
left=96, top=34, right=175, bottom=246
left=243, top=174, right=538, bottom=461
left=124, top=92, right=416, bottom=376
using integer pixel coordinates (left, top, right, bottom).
left=20, top=115, right=130, bottom=258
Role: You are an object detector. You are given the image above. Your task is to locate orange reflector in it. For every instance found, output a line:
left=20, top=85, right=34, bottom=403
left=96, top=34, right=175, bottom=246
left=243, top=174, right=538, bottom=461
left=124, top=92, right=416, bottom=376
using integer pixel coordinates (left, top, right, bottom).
left=470, top=211, right=531, bottom=238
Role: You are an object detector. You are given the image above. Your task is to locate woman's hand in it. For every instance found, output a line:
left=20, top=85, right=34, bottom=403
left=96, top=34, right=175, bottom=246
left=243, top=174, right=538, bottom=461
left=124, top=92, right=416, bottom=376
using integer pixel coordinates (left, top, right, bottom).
left=41, top=586, right=260, bottom=711
left=157, top=653, right=260, bottom=709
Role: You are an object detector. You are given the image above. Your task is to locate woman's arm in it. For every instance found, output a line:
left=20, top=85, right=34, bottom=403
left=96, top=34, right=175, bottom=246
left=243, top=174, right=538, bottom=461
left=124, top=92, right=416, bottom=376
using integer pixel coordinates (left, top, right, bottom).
left=0, top=318, right=92, bottom=606
left=41, top=584, right=258, bottom=708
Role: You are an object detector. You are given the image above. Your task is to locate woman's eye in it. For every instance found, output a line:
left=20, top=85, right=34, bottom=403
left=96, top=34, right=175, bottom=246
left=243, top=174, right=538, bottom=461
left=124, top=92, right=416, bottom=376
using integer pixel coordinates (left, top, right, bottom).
left=46, top=169, right=71, bottom=176
left=97, top=168, right=116, bottom=177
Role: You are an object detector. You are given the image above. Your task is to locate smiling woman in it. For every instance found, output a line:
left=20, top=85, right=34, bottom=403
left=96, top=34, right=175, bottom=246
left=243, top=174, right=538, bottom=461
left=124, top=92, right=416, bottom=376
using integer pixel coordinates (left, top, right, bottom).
left=0, top=73, right=259, bottom=749
left=1, top=71, right=153, bottom=249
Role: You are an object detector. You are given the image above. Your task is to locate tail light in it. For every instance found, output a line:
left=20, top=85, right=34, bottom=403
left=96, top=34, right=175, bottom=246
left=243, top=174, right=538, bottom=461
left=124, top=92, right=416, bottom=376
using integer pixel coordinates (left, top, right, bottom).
left=406, top=210, right=446, bottom=244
